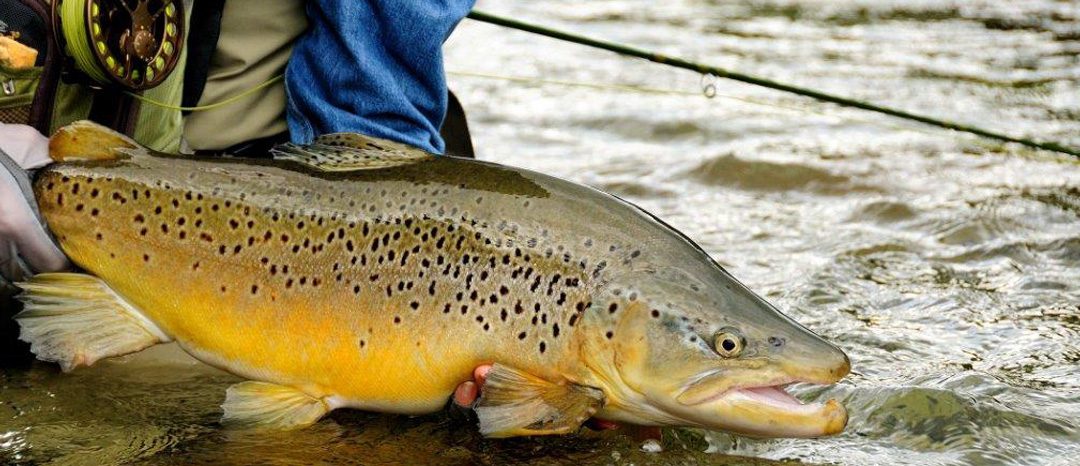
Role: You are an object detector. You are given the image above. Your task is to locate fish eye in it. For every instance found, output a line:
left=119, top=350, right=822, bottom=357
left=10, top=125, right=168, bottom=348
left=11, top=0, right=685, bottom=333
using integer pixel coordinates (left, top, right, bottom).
left=713, top=328, right=745, bottom=358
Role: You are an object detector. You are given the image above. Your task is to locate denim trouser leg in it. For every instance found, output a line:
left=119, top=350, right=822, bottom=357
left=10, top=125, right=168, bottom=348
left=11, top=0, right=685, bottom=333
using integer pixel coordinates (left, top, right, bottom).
left=285, top=0, right=476, bottom=154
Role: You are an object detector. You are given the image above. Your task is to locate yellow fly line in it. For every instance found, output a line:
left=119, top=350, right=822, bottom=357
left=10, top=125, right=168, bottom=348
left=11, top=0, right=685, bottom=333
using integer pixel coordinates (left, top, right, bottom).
left=59, top=0, right=110, bottom=83
left=125, top=75, right=285, bottom=112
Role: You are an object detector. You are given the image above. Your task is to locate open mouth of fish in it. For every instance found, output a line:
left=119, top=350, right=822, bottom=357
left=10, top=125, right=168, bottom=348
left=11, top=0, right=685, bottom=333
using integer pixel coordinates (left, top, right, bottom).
left=724, top=383, right=838, bottom=414
left=678, top=377, right=848, bottom=438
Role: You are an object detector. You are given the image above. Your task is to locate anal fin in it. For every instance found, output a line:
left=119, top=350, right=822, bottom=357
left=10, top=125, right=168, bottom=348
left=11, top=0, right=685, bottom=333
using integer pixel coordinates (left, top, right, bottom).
left=15, top=273, right=170, bottom=371
left=222, top=381, right=330, bottom=430
left=475, top=363, right=605, bottom=438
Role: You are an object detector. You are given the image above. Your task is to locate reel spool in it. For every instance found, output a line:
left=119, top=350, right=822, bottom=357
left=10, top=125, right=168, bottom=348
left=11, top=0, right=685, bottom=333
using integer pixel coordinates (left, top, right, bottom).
left=52, top=0, right=184, bottom=91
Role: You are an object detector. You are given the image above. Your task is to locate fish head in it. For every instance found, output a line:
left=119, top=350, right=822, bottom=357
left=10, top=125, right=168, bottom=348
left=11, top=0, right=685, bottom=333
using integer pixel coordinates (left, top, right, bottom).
left=581, top=264, right=850, bottom=438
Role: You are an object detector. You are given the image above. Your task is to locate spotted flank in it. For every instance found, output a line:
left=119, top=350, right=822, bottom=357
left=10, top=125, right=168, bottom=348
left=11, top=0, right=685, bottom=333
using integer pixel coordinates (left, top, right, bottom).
left=17, top=121, right=851, bottom=439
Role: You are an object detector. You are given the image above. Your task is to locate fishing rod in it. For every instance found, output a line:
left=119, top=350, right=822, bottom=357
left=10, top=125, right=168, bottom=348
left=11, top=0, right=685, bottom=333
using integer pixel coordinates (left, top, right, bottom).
left=467, top=10, right=1080, bottom=159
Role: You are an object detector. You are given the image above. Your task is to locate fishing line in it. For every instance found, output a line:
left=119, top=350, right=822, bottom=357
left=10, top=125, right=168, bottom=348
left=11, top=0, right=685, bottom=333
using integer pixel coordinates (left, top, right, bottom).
left=447, top=70, right=967, bottom=146
left=125, top=75, right=284, bottom=112
left=60, top=0, right=110, bottom=84
left=143, top=69, right=990, bottom=153
left=449, top=70, right=700, bottom=97
left=466, top=10, right=1080, bottom=158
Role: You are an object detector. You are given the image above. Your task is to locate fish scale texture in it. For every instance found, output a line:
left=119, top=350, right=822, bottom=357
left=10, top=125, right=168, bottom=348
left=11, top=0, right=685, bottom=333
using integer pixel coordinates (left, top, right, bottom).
left=30, top=143, right=686, bottom=413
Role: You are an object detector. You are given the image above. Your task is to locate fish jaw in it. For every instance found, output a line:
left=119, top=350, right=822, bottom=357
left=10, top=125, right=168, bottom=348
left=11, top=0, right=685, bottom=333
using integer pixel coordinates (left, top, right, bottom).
left=679, top=380, right=848, bottom=438
left=670, top=356, right=850, bottom=438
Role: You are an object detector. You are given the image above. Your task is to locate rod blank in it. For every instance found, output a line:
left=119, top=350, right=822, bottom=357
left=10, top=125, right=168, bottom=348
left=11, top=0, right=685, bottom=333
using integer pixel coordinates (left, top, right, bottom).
left=467, top=10, right=1079, bottom=158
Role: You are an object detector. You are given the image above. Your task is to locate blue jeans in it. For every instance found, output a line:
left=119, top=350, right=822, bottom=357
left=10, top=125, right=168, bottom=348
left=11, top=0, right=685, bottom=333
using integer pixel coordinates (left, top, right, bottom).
left=285, top=0, right=476, bottom=154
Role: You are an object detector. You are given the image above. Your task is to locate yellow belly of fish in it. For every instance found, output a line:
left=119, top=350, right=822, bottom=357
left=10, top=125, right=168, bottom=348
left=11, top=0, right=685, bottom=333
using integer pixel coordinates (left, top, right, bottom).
left=54, top=218, right=485, bottom=414
left=38, top=168, right=586, bottom=416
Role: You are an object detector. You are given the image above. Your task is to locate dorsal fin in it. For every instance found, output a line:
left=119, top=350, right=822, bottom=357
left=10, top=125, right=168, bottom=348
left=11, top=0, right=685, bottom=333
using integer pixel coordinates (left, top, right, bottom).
left=48, top=120, right=143, bottom=162
left=270, top=132, right=434, bottom=172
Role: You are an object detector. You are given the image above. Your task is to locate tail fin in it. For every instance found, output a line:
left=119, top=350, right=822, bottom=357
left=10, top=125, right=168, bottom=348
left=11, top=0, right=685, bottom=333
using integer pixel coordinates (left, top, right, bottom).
left=15, top=273, right=170, bottom=371
left=48, top=120, right=143, bottom=162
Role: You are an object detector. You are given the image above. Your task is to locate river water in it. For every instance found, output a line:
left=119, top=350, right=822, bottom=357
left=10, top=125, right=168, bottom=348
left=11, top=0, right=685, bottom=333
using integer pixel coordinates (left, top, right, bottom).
left=2, top=0, right=1078, bottom=465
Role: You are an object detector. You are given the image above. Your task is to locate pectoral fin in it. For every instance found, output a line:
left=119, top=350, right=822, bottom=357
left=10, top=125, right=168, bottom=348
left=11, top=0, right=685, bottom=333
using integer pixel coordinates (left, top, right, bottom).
left=271, top=132, right=433, bottom=172
left=475, top=363, right=605, bottom=438
left=15, top=273, right=170, bottom=371
left=221, top=381, right=330, bottom=430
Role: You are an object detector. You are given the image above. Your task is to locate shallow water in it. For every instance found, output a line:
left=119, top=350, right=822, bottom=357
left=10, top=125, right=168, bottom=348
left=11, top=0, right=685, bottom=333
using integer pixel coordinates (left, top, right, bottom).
left=3, top=0, right=1079, bottom=464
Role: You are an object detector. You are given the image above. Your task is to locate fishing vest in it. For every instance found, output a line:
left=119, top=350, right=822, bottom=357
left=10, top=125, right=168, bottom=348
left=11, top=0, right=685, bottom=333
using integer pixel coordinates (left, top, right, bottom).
left=0, top=0, right=306, bottom=153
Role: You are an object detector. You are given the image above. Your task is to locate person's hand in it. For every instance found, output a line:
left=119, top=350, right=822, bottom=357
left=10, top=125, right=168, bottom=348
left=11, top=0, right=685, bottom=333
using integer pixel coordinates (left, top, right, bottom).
left=0, top=124, right=71, bottom=285
left=451, top=364, right=621, bottom=431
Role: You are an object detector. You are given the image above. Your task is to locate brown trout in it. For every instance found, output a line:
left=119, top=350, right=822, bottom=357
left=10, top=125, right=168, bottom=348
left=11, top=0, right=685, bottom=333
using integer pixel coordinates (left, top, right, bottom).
left=15, top=121, right=850, bottom=438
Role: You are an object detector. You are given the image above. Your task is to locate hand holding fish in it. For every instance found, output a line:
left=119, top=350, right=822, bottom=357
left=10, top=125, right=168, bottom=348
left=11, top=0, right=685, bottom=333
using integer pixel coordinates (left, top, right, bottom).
left=0, top=124, right=71, bottom=285
left=454, top=365, right=622, bottom=431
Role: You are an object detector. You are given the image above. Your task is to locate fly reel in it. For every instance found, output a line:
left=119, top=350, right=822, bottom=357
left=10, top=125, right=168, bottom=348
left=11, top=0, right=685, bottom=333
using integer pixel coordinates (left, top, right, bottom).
left=52, top=0, right=184, bottom=91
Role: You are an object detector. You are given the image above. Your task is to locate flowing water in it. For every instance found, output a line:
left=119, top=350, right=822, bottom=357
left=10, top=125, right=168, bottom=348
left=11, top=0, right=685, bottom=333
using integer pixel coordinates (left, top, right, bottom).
left=2, top=0, right=1079, bottom=464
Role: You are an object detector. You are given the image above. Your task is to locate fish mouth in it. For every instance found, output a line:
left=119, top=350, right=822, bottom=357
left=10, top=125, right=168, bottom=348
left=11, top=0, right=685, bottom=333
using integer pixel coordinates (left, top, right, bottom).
left=675, top=372, right=848, bottom=438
